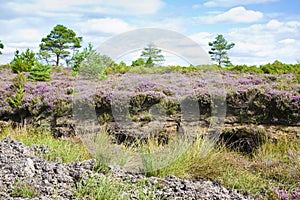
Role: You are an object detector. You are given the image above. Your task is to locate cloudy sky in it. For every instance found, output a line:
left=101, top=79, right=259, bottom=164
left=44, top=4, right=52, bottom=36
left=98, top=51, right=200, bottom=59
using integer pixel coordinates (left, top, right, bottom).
left=0, top=0, right=299, bottom=65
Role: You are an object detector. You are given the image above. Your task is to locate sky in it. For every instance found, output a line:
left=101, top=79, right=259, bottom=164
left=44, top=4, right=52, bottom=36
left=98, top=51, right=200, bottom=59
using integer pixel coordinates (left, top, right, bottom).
left=0, top=0, right=300, bottom=66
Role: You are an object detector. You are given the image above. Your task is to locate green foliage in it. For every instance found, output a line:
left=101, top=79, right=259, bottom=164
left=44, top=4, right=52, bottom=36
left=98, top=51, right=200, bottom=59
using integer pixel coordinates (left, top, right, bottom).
left=10, top=49, right=51, bottom=81
left=27, top=63, right=51, bottom=82
left=209, top=34, right=235, bottom=67
left=104, top=64, right=219, bottom=75
left=226, top=65, right=264, bottom=73
left=71, top=43, right=96, bottom=73
left=104, top=61, right=131, bottom=74
left=124, top=65, right=154, bottom=74
left=74, top=174, right=157, bottom=200
left=11, top=49, right=36, bottom=73
left=226, top=61, right=300, bottom=77
left=37, top=51, right=51, bottom=64
left=145, top=57, right=154, bottom=67
left=77, top=52, right=107, bottom=80
left=131, top=58, right=145, bottom=67
left=71, top=43, right=114, bottom=78
left=260, top=60, right=296, bottom=74
left=12, top=180, right=39, bottom=198
left=141, top=44, right=165, bottom=67
left=0, top=40, right=4, bottom=55
left=288, top=64, right=300, bottom=83
left=74, top=175, right=129, bottom=199
left=90, top=132, right=131, bottom=170
left=8, top=73, right=27, bottom=108
left=40, top=24, right=82, bottom=66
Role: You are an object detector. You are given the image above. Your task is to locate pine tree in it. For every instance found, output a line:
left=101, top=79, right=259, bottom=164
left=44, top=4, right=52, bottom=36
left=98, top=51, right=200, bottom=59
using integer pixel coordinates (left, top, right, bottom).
left=208, top=34, right=235, bottom=67
left=40, top=24, right=82, bottom=66
left=141, top=44, right=164, bottom=67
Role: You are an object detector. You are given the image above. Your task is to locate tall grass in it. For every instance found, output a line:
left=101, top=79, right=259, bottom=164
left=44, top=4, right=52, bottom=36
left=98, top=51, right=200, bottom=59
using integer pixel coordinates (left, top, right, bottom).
left=79, top=130, right=134, bottom=171
left=1, top=124, right=299, bottom=199
left=0, top=125, right=91, bottom=163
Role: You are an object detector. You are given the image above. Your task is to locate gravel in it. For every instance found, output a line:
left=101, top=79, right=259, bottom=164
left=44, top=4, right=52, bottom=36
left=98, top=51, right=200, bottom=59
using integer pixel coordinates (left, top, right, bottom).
left=0, top=137, right=254, bottom=199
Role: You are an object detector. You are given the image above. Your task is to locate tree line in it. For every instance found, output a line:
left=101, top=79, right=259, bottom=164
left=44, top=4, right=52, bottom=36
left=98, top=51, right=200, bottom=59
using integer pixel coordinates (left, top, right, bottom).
left=2, top=24, right=298, bottom=82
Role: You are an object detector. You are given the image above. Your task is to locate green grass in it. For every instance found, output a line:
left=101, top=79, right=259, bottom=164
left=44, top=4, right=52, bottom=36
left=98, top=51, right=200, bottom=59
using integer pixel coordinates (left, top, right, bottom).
left=73, top=174, right=158, bottom=200
left=11, top=179, right=40, bottom=198
left=0, top=125, right=91, bottom=163
left=137, top=134, right=300, bottom=199
left=1, top=124, right=299, bottom=199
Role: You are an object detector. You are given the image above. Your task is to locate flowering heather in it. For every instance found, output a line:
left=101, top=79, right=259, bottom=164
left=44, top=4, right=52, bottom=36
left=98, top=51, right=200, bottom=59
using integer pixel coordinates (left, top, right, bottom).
left=0, top=68, right=299, bottom=125
left=274, top=182, right=300, bottom=199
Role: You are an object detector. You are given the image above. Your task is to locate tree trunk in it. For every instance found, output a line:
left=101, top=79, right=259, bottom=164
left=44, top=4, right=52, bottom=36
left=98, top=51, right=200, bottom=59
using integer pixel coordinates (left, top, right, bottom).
left=56, top=54, right=60, bottom=66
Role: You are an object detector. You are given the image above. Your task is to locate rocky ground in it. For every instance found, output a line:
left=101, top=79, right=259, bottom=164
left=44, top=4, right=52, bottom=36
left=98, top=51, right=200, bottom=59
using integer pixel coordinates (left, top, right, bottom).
left=0, top=137, right=255, bottom=200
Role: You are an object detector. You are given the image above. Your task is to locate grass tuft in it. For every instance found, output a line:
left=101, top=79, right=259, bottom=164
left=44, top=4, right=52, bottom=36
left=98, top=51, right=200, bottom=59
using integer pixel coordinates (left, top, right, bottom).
left=0, top=125, right=91, bottom=163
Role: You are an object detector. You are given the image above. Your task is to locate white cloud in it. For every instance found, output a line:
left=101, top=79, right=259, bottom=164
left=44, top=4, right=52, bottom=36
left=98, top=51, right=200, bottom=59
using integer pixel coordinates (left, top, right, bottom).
left=192, top=4, right=202, bottom=9
left=266, top=19, right=283, bottom=29
left=227, top=19, right=300, bottom=64
left=203, top=0, right=278, bottom=7
left=8, top=29, right=42, bottom=42
left=190, top=19, right=300, bottom=65
left=77, top=18, right=136, bottom=35
left=137, top=18, right=187, bottom=33
left=214, top=6, right=263, bottom=23
left=104, top=0, right=165, bottom=15
left=278, top=38, right=296, bottom=44
left=196, top=7, right=263, bottom=23
left=8, top=0, right=164, bottom=17
left=189, top=32, right=214, bottom=50
left=0, top=18, right=46, bottom=63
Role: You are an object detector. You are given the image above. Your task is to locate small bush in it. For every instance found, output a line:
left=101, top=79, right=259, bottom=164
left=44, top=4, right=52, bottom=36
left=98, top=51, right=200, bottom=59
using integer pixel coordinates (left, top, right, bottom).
left=8, top=72, right=27, bottom=108
left=77, top=53, right=107, bottom=80
left=11, top=49, right=36, bottom=73
left=71, top=44, right=114, bottom=79
left=10, top=48, right=51, bottom=81
left=27, top=63, right=51, bottom=82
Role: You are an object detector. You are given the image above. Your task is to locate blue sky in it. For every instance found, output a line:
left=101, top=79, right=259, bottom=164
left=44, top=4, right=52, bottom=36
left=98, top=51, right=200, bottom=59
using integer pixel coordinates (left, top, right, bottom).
left=0, top=0, right=300, bottom=65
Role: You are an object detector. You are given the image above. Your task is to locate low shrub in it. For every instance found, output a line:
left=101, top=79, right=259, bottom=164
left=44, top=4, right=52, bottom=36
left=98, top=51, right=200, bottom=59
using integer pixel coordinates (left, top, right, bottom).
left=10, top=49, right=51, bottom=81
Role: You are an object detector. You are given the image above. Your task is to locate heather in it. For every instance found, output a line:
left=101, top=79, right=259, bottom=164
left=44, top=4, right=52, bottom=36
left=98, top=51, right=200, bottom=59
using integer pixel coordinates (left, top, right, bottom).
left=0, top=66, right=299, bottom=126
